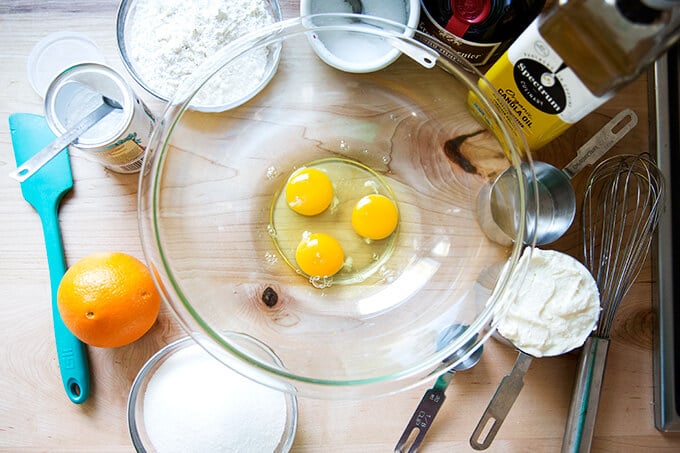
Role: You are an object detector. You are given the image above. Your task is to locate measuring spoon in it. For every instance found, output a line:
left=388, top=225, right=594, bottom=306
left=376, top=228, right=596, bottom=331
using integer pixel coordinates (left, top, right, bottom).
left=469, top=347, right=533, bottom=450
left=481, top=109, right=637, bottom=246
left=395, top=325, right=483, bottom=453
left=9, top=82, right=123, bottom=183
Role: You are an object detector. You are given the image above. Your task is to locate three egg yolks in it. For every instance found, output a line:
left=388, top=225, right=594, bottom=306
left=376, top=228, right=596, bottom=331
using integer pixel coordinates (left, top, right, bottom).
left=284, top=167, right=398, bottom=279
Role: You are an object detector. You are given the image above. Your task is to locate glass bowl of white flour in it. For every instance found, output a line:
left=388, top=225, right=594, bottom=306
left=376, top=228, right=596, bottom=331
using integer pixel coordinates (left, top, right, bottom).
left=116, top=0, right=282, bottom=112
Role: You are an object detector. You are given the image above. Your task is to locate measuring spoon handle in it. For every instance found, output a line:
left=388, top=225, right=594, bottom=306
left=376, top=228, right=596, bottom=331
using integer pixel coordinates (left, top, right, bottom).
left=9, top=101, right=115, bottom=183
left=561, top=109, right=638, bottom=179
left=470, top=352, right=533, bottom=450
left=394, top=371, right=454, bottom=452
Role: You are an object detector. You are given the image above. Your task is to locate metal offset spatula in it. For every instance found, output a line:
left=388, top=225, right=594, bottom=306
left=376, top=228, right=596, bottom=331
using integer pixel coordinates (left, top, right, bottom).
left=10, top=113, right=90, bottom=404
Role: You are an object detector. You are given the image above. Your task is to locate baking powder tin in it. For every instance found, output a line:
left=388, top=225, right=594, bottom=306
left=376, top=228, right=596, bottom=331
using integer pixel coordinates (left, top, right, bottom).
left=45, top=63, right=155, bottom=173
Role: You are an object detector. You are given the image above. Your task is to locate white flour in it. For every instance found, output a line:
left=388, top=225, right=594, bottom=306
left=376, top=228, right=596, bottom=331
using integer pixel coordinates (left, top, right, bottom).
left=125, top=0, right=276, bottom=107
left=143, top=344, right=289, bottom=452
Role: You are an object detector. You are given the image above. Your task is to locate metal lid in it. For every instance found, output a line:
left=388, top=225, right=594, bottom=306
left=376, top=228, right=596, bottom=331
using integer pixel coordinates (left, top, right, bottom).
left=27, top=31, right=106, bottom=98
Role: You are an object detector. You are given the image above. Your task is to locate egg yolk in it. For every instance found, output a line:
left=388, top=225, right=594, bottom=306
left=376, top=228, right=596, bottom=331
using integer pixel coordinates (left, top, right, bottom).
left=351, top=194, right=398, bottom=240
left=295, top=232, right=345, bottom=278
left=285, top=167, right=333, bottom=216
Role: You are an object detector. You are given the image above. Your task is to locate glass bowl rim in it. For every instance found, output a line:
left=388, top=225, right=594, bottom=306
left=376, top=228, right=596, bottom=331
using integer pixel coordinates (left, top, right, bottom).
left=137, top=13, right=535, bottom=398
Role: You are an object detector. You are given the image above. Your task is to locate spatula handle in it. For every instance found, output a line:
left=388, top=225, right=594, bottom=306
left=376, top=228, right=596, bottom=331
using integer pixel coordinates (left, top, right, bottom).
left=41, top=205, right=90, bottom=404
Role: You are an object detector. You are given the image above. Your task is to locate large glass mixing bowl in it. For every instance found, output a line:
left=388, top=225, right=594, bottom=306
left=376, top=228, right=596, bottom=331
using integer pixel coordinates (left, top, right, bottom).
left=138, top=14, right=536, bottom=399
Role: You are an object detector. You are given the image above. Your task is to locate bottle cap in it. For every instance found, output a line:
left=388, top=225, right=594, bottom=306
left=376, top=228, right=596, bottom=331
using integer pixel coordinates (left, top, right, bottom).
left=27, top=31, right=106, bottom=98
left=446, top=0, right=492, bottom=36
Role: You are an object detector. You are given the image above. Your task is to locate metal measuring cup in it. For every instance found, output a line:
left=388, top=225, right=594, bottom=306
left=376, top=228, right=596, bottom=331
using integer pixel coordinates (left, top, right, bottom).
left=477, top=109, right=637, bottom=246
left=469, top=248, right=600, bottom=450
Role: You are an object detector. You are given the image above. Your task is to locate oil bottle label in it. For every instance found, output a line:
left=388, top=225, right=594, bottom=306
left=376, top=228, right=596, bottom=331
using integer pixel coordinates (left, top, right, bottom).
left=419, top=18, right=501, bottom=67
left=473, top=20, right=612, bottom=150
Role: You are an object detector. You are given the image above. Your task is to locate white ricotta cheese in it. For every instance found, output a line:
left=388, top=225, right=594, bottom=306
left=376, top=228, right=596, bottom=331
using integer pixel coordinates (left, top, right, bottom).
left=497, top=248, right=600, bottom=357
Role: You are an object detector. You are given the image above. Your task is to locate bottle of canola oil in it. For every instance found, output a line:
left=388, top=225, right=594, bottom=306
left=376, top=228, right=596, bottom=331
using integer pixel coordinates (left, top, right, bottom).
left=471, top=0, right=680, bottom=151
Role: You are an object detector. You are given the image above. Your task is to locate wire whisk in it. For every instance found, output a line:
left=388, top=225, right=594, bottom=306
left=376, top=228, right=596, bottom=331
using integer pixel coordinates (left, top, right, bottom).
left=562, top=154, right=665, bottom=452
left=584, top=153, right=665, bottom=335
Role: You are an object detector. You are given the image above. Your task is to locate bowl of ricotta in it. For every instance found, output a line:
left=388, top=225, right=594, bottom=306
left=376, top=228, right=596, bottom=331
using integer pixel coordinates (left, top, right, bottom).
left=116, top=0, right=282, bottom=112
left=496, top=247, right=600, bottom=357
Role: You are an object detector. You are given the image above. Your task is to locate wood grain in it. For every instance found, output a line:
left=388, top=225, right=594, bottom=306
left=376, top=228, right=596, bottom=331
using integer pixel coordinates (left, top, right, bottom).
left=2, top=1, right=679, bottom=452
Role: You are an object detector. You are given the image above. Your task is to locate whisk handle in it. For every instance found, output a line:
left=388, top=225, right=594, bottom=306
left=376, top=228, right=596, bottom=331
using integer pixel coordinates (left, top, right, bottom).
left=561, top=336, right=611, bottom=453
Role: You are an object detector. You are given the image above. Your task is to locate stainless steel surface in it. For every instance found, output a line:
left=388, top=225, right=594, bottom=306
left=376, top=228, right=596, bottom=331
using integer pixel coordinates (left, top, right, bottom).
left=652, top=43, right=680, bottom=432
left=563, top=154, right=665, bottom=450
left=490, top=161, right=575, bottom=246
left=561, top=109, right=638, bottom=178
left=561, top=336, right=610, bottom=453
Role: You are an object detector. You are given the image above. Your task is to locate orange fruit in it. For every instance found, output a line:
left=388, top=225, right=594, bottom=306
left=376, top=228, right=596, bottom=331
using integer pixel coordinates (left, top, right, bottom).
left=57, top=252, right=161, bottom=348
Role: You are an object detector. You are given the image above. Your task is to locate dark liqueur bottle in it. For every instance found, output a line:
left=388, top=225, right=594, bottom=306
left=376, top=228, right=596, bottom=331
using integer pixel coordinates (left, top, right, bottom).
left=419, top=0, right=546, bottom=67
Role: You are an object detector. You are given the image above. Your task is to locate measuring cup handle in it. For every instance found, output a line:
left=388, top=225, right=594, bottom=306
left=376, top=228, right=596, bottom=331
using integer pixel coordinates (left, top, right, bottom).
left=562, top=109, right=638, bottom=179
left=470, top=352, right=533, bottom=450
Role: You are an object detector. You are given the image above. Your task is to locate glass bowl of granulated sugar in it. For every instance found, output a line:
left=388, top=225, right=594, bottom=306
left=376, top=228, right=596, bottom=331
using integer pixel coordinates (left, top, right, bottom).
left=128, top=336, right=298, bottom=452
left=116, top=0, right=282, bottom=112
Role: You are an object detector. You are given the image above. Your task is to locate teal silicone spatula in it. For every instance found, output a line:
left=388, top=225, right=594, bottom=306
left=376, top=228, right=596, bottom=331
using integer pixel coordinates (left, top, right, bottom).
left=9, top=113, right=90, bottom=404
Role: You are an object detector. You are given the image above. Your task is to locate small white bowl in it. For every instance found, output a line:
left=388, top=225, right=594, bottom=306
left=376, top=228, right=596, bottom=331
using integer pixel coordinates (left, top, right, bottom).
left=300, top=0, right=420, bottom=73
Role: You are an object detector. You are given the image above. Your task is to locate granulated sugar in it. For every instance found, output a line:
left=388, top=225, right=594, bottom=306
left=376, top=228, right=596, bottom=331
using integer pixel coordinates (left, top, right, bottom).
left=143, top=344, right=288, bottom=452
left=125, top=0, right=276, bottom=107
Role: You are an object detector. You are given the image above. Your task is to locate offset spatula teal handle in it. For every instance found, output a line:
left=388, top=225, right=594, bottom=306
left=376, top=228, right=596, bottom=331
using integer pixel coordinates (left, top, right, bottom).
left=9, top=113, right=90, bottom=404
